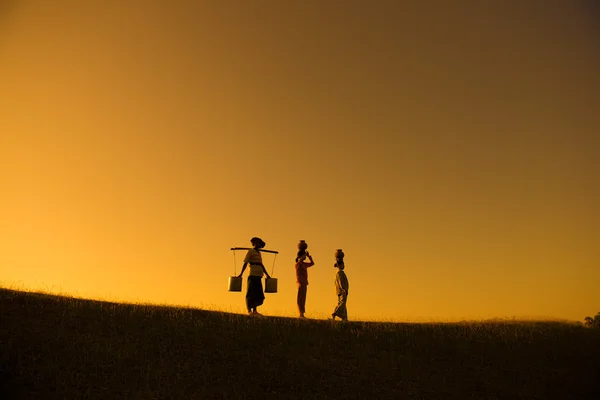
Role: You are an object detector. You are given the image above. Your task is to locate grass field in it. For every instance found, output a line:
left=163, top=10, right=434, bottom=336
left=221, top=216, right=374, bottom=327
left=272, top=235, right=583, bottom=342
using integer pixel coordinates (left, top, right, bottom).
left=1, top=287, right=599, bottom=399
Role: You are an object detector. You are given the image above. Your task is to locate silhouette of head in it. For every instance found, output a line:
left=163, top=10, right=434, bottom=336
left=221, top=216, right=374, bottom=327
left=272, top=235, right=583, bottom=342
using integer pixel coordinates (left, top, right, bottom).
left=296, top=249, right=306, bottom=262
left=250, top=237, right=266, bottom=249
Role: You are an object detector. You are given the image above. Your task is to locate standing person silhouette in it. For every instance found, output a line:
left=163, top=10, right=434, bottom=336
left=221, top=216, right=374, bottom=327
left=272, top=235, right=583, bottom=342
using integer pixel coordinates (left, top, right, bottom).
left=238, top=237, right=271, bottom=315
left=331, top=250, right=349, bottom=321
left=295, top=250, right=314, bottom=318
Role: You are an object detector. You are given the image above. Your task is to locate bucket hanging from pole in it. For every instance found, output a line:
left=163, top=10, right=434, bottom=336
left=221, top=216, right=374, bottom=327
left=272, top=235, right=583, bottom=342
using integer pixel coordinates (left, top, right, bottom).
left=228, top=249, right=242, bottom=292
left=264, top=251, right=278, bottom=293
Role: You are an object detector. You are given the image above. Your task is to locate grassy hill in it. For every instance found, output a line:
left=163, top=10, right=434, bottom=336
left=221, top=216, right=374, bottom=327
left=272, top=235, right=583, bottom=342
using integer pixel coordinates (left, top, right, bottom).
left=1, top=288, right=599, bottom=399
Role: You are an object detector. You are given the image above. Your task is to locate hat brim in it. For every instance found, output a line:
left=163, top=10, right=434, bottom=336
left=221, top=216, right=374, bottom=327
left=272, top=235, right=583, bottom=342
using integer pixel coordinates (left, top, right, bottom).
left=251, top=237, right=266, bottom=248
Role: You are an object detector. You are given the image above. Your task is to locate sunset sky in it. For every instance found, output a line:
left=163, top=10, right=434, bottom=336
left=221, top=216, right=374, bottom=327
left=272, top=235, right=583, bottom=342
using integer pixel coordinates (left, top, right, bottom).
left=1, top=0, right=598, bottom=321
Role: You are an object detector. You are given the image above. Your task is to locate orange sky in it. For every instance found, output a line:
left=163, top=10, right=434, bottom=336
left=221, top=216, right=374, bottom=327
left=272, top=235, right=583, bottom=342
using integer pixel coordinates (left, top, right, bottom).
left=1, top=0, right=598, bottom=321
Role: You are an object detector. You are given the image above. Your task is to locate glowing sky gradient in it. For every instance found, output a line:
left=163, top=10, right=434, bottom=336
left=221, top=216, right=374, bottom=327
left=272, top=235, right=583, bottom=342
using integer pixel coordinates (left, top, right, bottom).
left=1, top=1, right=598, bottom=321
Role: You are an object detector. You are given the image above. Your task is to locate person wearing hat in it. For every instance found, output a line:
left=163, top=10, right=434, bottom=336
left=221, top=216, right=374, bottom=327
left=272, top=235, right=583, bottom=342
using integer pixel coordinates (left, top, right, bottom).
left=238, top=237, right=271, bottom=315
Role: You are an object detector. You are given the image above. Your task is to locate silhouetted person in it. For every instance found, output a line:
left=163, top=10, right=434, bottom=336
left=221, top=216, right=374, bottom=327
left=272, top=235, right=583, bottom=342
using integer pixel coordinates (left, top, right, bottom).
left=295, top=250, right=314, bottom=318
left=331, top=250, right=349, bottom=321
left=238, top=237, right=271, bottom=315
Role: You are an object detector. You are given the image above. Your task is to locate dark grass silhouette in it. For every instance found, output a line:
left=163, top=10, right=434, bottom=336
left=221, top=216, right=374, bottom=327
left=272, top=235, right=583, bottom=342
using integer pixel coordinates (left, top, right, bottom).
left=1, top=288, right=599, bottom=399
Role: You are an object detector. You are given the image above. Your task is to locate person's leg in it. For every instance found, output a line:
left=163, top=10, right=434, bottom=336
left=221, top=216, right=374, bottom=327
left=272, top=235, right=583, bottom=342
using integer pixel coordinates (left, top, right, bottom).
left=245, top=276, right=265, bottom=314
left=297, top=285, right=307, bottom=316
left=332, top=293, right=340, bottom=319
left=246, top=276, right=262, bottom=313
left=255, top=277, right=265, bottom=314
left=333, top=293, right=348, bottom=320
left=245, top=277, right=253, bottom=313
left=339, top=294, right=348, bottom=320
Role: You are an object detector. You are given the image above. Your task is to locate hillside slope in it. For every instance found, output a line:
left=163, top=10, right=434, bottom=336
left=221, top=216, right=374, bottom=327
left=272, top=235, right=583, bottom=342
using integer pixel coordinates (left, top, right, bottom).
left=1, top=288, right=599, bottom=399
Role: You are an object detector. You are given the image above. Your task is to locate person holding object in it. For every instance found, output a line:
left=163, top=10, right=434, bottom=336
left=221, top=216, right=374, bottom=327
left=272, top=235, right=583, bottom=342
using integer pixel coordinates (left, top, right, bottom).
left=238, top=237, right=271, bottom=315
left=331, top=250, right=349, bottom=321
left=295, top=249, right=315, bottom=318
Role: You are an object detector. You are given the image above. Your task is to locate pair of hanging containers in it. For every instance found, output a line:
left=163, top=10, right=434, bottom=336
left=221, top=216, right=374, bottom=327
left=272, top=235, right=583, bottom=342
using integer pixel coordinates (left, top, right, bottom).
left=228, top=246, right=280, bottom=293
left=227, top=276, right=278, bottom=293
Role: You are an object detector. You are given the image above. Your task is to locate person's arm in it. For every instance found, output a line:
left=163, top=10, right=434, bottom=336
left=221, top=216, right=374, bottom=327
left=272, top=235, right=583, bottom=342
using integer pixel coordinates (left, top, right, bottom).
left=341, top=273, right=349, bottom=294
left=239, top=249, right=254, bottom=278
left=261, top=264, right=271, bottom=279
left=305, top=252, right=315, bottom=267
left=260, top=264, right=271, bottom=279
left=238, top=262, right=248, bottom=278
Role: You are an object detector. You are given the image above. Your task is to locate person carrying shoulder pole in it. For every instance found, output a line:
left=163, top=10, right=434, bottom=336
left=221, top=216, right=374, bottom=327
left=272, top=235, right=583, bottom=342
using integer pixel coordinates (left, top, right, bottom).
left=237, top=237, right=271, bottom=315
